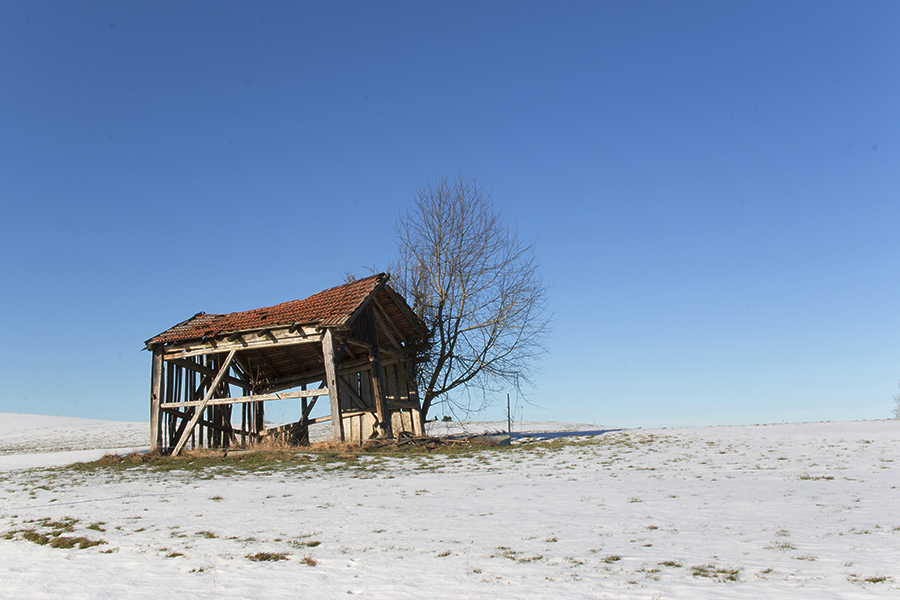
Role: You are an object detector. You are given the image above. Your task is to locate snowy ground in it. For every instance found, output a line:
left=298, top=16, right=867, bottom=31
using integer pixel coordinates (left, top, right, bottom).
left=1, top=413, right=898, bottom=598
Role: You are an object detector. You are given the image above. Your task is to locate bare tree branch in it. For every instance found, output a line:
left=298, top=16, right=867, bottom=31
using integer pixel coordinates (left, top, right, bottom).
left=390, top=174, right=552, bottom=420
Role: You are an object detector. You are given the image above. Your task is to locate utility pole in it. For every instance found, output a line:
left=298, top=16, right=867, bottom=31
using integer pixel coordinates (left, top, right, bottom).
left=507, top=393, right=511, bottom=433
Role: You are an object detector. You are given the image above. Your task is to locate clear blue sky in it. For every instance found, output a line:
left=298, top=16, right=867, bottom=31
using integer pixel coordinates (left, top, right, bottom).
left=2, top=1, right=898, bottom=427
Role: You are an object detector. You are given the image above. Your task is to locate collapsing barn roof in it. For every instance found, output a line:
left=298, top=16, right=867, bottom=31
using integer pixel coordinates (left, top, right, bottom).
left=146, top=273, right=424, bottom=347
left=145, top=274, right=427, bottom=454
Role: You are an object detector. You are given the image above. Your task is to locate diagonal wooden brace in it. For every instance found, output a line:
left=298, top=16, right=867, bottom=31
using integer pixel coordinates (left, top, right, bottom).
left=171, top=349, right=237, bottom=456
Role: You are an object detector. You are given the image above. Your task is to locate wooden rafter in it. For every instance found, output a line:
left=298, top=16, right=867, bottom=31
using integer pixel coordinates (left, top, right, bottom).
left=253, top=349, right=281, bottom=379
left=284, top=348, right=306, bottom=372
left=372, top=298, right=401, bottom=349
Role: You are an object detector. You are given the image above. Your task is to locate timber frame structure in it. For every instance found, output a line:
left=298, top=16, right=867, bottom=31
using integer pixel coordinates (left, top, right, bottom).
left=144, top=274, right=427, bottom=455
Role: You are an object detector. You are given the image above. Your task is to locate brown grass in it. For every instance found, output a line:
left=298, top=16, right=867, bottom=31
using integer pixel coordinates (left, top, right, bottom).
left=247, top=552, right=289, bottom=562
left=72, top=434, right=504, bottom=473
left=300, top=555, right=318, bottom=566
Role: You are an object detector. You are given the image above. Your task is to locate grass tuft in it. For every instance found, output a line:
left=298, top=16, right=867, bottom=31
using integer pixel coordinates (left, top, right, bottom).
left=691, top=564, right=741, bottom=582
left=658, top=560, right=682, bottom=568
left=247, top=552, right=289, bottom=562
left=22, top=530, right=49, bottom=545
left=49, top=536, right=106, bottom=549
left=300, top=555, right=317, bottom=566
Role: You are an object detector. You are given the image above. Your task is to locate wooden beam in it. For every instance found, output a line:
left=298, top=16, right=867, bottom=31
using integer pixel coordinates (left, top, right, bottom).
left=366, top=304, right=391, bottom=438
left=253, top=353, right=396, bottom=396
left=371, top=300, right=400, bottom=350
left=299, top=382, right=324, bottom=423
left=231, top=353, right=251, bottom=377
left=373, top=297, right=405, bottom=349
left=306, top=414, right=332, bottom=425
left=380, top=284, right=428, bottom=338
left=150, top=347, right=164, bottom=452
left=160, top=387, right=328, bottom=409
left=370, top=352, right=390, bottom=437
left=284, top=348, right=306, bottom=372
left=402, top=358, right=424, bottom=436
left=171, top=349, right=236, bottom=456
left=253, top=349, right=282, bottom=379
left=334, top=338, right=348, bottom=364
left=339, top=374, right=369, bottom=410
left=346, top=337, right=373, bottom=350
left=392, top=358, right=411, bottom=386
left=322, top=328, right=344, bottom=441
left=165, top=357, right=247, bottom=389
left=300, top=410, right=372, bottom=426
left=386, top=401, right=421, bottom=410
left=257, top=329, right=278, bottom=343
left=161, top=407, right=255, bottom=440
left=257, top=372, right=327, bottom=395
left=160, top=326, right=323, bottom=359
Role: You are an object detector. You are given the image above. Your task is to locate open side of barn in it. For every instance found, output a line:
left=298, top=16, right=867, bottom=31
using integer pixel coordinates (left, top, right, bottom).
left=144, top=273, right=427, bottom=455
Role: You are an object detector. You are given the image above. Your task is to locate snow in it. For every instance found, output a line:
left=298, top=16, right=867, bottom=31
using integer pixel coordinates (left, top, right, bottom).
left=0, top=412, right=148, bottom=470
left=1, top=413, right=899, bottom=598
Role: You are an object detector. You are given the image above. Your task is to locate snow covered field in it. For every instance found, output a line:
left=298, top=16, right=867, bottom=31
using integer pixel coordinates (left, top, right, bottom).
left=1, top=414, right=898, bottom=599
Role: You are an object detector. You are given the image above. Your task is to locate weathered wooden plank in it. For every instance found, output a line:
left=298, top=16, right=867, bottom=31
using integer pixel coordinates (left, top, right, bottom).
left=302, top=388, right=322, bottom=421
left=402, top=358, right=424, bottom=435
left=172, top=349, right=237, bottom=456
left=386, top=400, right=422, bottom=410
left=339, top=374, right=370, bottom=410
left=322, top=328, right=344, bottom=441
left=345, top=337, right=373, bottom=350
left=366, top=303, right=391, bottom=438
left=305, top=409, right=372, bottom=425
left=160, top=387, right=328, bottom=409
left=150, top=347, right=164, bottom=452
left=161, top=327, right=323, bottom=359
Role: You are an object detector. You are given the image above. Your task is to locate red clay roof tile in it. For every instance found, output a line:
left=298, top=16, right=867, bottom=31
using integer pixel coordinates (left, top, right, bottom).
left=146, top=273, right=387, bottom=346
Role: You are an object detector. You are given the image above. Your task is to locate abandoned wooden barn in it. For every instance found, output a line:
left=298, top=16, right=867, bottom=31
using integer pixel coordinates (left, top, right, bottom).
left=144, top=273, right=427, bottom=455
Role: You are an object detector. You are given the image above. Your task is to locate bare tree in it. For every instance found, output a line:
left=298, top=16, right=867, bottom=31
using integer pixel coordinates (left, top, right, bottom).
left=391, top=174, right=551, bottom=421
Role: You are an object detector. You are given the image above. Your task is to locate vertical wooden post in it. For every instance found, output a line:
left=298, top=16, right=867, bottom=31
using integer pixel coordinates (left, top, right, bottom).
left=150, top=346, right=164, bottom=452
left=241, top=401, right=247, bottom=447
left=403, top=359, right=425, bottom=436
left=369, top=352, right=391, bottom=438
left=365, top=304, right=392, bottom=438
left=322, top=328, right=344, bottom=441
